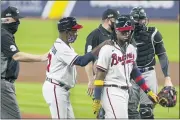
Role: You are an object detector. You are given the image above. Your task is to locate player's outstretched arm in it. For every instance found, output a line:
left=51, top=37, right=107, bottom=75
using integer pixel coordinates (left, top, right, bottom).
left=131, top=63, right=158, bottom=104
left=13, top=52, right=48, bottom=62
left=73, top=52, right=96, bottom=67
left=73, top=40, right=113, bottom=66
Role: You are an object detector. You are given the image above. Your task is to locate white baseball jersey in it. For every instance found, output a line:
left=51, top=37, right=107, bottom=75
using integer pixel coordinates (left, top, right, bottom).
left=46, top=38, right=78, bottom=88
left=96, top=43, right=137, bottom=87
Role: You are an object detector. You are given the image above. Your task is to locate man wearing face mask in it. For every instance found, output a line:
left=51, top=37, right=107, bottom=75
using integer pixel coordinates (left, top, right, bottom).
left=128, top=7, right=173, bottom=119
left=1, top=6, right=48, bottom=119
left=42, top=17, right=113, bottom=119
left=84, top=9, right=120, bottom=118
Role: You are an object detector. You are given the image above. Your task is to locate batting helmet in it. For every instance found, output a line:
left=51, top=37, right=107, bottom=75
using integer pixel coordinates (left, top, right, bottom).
left=115, top=15, right=134, bottom=32
left=57, top=17, right=83, bottom=32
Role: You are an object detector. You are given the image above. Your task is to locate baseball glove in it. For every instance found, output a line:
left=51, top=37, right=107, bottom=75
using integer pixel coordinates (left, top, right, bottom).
left=157, top=86, right=177, bottom=107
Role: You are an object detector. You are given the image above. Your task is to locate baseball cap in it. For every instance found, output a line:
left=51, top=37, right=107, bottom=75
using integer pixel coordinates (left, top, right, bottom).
left=115, top=15, right=134, bottom=32
left=58, top=17, right=83, bottom=32
left=102, top=8, right=120, bottom=20
left=1, top=6, right=24, bottom=19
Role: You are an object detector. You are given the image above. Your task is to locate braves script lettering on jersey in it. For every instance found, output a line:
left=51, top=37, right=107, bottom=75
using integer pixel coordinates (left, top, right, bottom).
left=42, top=38, right=78, bottom=118
left=96, top=43, right=137, bottom=118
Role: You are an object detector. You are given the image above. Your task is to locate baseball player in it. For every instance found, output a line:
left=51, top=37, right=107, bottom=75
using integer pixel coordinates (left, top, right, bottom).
left=1, top=6, right=47, bottom=119
left=85, top=9, right=120, bottom=118
left=92, top=15, right=158, bottom=118
left=42, top=17, right=112, bottom=119
left=85, top=8, right=120, bottom=97
left=128, top=7, right=174, bottom=119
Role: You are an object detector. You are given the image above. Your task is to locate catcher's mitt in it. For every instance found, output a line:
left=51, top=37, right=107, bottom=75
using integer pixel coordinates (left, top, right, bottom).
left=157, top=86, right=177, bottom=107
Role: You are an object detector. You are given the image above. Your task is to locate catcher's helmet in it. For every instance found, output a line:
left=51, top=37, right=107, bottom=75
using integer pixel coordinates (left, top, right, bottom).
left=58, top=17, right=83, bottom=32
left=115, top=15, right=134, bottom=32
left=130, top=7, right=147, bottom=21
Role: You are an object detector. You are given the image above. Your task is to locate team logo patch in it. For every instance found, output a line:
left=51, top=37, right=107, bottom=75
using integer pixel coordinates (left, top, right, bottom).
left=16, top=10, right=19, bottom=14
left=6, top=13, right=12, bottom=17
left=108, top=14, right=114, bottom=18
left=10, top=45, right=17, bottom=52
left=87, top=45, right=92, bottom=52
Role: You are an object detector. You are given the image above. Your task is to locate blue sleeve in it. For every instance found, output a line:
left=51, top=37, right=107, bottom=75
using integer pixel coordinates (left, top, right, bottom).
left=94, top=86, right=103, bottom=100
left=73, top=52, right=96, bottom=66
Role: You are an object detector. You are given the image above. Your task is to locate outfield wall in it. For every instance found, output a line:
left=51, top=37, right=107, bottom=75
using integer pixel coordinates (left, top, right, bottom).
left=1, top=1, right=179, bottom=20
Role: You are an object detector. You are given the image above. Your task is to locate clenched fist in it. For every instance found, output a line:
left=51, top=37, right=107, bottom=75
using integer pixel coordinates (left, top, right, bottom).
left=92, top=99, right=101, bottom=115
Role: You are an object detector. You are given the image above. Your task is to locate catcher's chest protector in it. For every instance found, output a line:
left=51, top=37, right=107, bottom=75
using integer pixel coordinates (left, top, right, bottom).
left=133, top=27, right=156, bottom=67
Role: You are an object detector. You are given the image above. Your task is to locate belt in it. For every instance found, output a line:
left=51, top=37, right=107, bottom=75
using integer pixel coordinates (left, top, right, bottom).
left=1, top=77, right=15, bottom=83
left=139, top=66, right=154, bottom=73
left=104, top=84, right=129, bottom=90
left=46, top=78, right=70, bottom=91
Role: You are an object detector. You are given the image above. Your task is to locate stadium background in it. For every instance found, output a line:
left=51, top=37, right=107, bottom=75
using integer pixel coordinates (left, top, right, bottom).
left=1, top=1, right=179, bottom=118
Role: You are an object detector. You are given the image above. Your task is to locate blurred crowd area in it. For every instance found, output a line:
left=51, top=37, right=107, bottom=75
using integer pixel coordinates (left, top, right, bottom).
left=1, top=1, right=179, bottom=20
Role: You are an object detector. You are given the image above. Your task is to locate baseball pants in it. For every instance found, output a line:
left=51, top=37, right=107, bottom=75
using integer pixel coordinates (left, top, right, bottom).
left=101, top=87, right=129, bottom=118
left=1, top=80, right=21, bottom=119
left=42, top=80, right=74, bottom=119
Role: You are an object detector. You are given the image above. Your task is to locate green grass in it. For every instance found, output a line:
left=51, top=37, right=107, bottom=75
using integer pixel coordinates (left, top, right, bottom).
left=15, top=19, right=179, bottom=62
left=15, top=82, right=179, bottom=118
left=14, top=19, right=179, bottom=118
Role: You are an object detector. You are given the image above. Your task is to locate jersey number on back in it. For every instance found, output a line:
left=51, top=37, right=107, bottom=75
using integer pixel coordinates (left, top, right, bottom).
left=47, top=53, right=52, bottom=72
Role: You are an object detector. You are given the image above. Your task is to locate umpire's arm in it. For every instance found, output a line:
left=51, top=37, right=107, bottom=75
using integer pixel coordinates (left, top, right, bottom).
left=1, top=34, right=47, bottom=62
left=85, top=32, right=98, bottom=96
left=153, top=29, right=173, bottom=86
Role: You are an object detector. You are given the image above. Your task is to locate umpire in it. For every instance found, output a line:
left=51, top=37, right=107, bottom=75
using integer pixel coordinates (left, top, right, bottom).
left=1, top=6, right=47, bottom=119
left=128, top=7, right=174, bottom=119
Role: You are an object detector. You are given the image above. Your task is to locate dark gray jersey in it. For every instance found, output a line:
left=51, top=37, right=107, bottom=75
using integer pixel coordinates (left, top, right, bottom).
left=133, top=27, right=166, bottom=67
left=1, top=28, right=20, bottom=81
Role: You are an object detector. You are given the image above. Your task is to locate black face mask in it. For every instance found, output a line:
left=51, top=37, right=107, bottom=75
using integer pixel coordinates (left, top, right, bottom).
left=2, top=20, right=20, bottom=34
left=134, top=22, right=146, bottom=32
left=109, top=20, right=115, bottom=31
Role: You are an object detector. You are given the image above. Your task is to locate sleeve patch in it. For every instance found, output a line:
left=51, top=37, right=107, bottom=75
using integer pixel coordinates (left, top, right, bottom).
left=10, top=45, right=17, bottom=52
left=87, top=45, right=92, bottom=52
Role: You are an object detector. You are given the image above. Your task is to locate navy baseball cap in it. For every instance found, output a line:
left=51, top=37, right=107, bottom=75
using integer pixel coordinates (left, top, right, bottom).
left=102, top=9, right=120, bottom=20
left=1, top=6, right=24, bottom=19
left=58, top=17, right=83, bottom=32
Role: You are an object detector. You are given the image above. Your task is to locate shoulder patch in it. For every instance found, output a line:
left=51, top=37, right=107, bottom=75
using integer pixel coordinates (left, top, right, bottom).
left=87, top=45, right=92, bottom=52
left=10, top=45, right=17, bottom=52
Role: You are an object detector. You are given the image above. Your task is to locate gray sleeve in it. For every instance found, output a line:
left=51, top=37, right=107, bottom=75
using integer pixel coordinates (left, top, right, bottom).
left=157, top=53, right=170, bottom=77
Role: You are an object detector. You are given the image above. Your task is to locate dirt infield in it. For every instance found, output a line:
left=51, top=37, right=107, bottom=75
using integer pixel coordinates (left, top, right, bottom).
left=18, top=62, right=179, bottom=118
left=21, top=113, right=50, bottom=119
left=18, top=62, right=179, bottom=85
